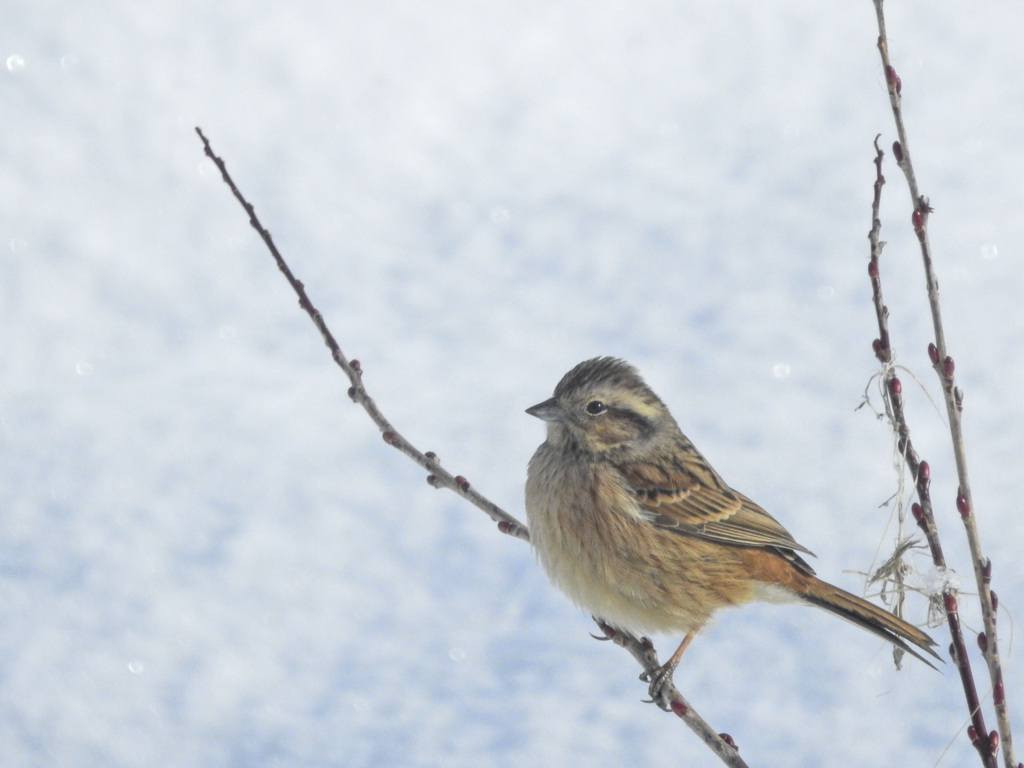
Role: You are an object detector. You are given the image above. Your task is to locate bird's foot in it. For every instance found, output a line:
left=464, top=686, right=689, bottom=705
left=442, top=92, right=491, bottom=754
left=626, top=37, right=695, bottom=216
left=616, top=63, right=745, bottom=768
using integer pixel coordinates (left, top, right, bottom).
left=639, top=659, right=679, bottom=709
left=639, top=633, right=693, bottom=709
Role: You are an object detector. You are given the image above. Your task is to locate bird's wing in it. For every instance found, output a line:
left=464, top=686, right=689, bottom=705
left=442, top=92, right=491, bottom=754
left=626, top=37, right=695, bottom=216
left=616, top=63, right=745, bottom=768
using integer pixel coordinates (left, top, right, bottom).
left=615, top=444, right=816, bottom=573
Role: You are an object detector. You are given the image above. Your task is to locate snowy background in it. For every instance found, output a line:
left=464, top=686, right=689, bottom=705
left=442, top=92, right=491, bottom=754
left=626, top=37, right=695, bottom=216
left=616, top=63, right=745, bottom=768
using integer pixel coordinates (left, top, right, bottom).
left=4, top=1, right=1024, bottom=766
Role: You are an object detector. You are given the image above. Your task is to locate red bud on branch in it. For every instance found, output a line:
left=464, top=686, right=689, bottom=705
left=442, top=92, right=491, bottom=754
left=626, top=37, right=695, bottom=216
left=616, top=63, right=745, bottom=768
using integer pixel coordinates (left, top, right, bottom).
left=943, top=356, right=955, bottom=378
left=956, top=490, right=970, bottom=517
left=884, top=65, right=902, bottom=95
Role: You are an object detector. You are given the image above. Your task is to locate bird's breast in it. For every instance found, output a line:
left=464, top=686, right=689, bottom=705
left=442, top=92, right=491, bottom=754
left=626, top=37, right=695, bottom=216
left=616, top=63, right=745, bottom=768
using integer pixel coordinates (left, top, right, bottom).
left=525, top=445, right=726, bottom=635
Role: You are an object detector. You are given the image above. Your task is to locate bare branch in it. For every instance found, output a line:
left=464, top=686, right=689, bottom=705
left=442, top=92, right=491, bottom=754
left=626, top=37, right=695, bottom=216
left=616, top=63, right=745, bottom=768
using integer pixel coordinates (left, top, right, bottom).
left=195, top=126, right=748, bottom=768
left=869, top=3, right=1015, bottom=763
left=194, top=127, right=527, bottom=540
left=866, top=132, right=994, bottom=768
left=594, top=620, right=747, bottom=768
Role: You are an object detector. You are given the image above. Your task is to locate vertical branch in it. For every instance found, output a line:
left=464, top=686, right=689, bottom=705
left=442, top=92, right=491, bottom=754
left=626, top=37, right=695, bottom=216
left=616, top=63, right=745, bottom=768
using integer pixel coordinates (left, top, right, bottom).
left=866, top=138, right=993, bottom=767
left=871, top=3, right=1015, bottom=766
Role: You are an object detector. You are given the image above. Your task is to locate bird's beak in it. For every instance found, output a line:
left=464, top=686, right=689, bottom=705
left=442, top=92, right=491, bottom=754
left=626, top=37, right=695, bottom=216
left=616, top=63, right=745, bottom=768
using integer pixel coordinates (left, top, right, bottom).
left=526, top=397, right=565, bottom=422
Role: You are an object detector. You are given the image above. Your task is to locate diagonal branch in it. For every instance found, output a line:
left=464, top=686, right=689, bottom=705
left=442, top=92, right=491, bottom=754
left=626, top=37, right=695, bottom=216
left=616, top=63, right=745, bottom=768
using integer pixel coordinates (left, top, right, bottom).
left=195, top=126, right=748, bottom=768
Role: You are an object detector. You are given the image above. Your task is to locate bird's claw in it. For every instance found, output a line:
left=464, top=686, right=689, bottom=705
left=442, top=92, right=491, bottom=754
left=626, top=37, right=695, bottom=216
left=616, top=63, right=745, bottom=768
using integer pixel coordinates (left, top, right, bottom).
left=639, top=663, right=676, bottom=708
left=590, top=618, right=617, bottom=642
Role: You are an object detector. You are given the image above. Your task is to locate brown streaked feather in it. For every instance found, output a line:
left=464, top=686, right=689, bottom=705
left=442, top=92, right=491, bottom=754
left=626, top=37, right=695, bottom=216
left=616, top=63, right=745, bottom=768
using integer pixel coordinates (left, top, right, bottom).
left=615, top=439, right=816, bottom=573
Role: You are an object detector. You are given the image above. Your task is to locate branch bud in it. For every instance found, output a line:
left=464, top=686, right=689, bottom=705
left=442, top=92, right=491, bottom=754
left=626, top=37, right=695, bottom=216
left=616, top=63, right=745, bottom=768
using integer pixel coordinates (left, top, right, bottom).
left=943, top=356, right=955, bottom=378
left=978, top=632, right=987, bottom=653
left=982, top=558, right=992, bottom=584
left=868, top=259, right=879, bottom=278
left=888, top=377, right=902, bottom=396
left=382, top=430, right=397, bottom=445
left=351, top=359, right=363, bottom=375
left=718, top=733, right=737, bottom=749
left=927, top=342, right=939, bottom=363
left=918, top=460, right=930, bottom=481
left=968, top=725, right=979, bottom=744
left=892, top=141, right=904, bottom=162
left=455, top=475, right=471, bottom=492
left=956, top=489, right=970, bottom=517
left=995, top=679, right=1005, bottom=706
left=990, top=731, right=999, bottom=753
left=670, top=700, right=688, bottom=717
left=884, top=65, right=902, bottom=95
left=991, top=590, right=999, bottom=613
left=944, top=593, right=957, bottom=613
left=912, top=209, right=925, bottom=232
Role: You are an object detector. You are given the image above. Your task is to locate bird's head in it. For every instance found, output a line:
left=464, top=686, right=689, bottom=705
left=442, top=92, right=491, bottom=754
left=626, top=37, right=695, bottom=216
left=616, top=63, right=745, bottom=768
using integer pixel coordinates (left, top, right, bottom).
left=527, top=357, right=674, bottom=459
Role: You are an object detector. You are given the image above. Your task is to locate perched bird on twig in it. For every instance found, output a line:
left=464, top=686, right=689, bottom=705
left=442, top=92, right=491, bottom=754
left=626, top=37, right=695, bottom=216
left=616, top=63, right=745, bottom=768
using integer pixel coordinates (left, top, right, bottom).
left=525, top=357, right=940, bottom=702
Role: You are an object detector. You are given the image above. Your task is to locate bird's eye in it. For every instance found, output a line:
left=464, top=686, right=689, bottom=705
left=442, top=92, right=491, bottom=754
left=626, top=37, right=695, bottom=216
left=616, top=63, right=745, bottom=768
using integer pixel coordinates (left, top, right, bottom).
left=585, top=400, right=607, bottom=415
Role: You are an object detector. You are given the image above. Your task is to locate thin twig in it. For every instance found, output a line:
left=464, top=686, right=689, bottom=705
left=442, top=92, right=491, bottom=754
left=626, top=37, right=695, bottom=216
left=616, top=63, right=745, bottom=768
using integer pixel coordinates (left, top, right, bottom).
left=594, top=621, right=746, bottom=767
left=866, top=136, right=992, bottom=766
left=870, top=3, right=1015, bottom=762
left=194, top=127, right=527, bottom=540
left=195, top=126, right=748, bottom=768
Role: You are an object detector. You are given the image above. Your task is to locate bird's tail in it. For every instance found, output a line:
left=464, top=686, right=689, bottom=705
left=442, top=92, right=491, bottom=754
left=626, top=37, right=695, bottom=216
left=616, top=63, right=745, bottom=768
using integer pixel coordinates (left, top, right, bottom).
left=798, top=577, right=941, bottom=668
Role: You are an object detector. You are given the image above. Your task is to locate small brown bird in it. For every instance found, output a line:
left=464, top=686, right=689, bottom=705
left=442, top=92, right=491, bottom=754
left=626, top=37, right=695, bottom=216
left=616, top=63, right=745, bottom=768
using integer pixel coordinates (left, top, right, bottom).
left=525, top=357, right=939, bottom=700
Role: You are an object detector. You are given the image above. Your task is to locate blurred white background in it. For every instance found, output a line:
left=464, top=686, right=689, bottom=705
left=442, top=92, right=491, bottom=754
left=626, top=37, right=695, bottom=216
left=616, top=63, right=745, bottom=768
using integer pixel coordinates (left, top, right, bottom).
left=3, top=1, right=1023, bottom=765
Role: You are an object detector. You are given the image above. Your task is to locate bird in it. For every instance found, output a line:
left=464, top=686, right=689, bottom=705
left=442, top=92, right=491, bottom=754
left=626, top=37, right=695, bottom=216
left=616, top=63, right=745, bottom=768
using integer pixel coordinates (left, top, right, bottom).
left=524, top=356, right=940, bottom=702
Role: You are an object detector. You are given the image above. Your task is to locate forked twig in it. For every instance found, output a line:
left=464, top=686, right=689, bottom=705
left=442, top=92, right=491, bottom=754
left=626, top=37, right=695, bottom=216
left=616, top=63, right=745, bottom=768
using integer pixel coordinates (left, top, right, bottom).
left=870, top=2, right=1015, bottom=764
left=195, top=126, right=748, bottom=768
left=866, top=137, right=993, bottom=767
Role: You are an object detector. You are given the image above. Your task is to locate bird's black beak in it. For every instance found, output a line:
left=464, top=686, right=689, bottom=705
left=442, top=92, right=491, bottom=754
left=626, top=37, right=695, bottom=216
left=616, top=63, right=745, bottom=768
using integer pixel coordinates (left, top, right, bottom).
left=526, top=397, right=565, bottom=422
